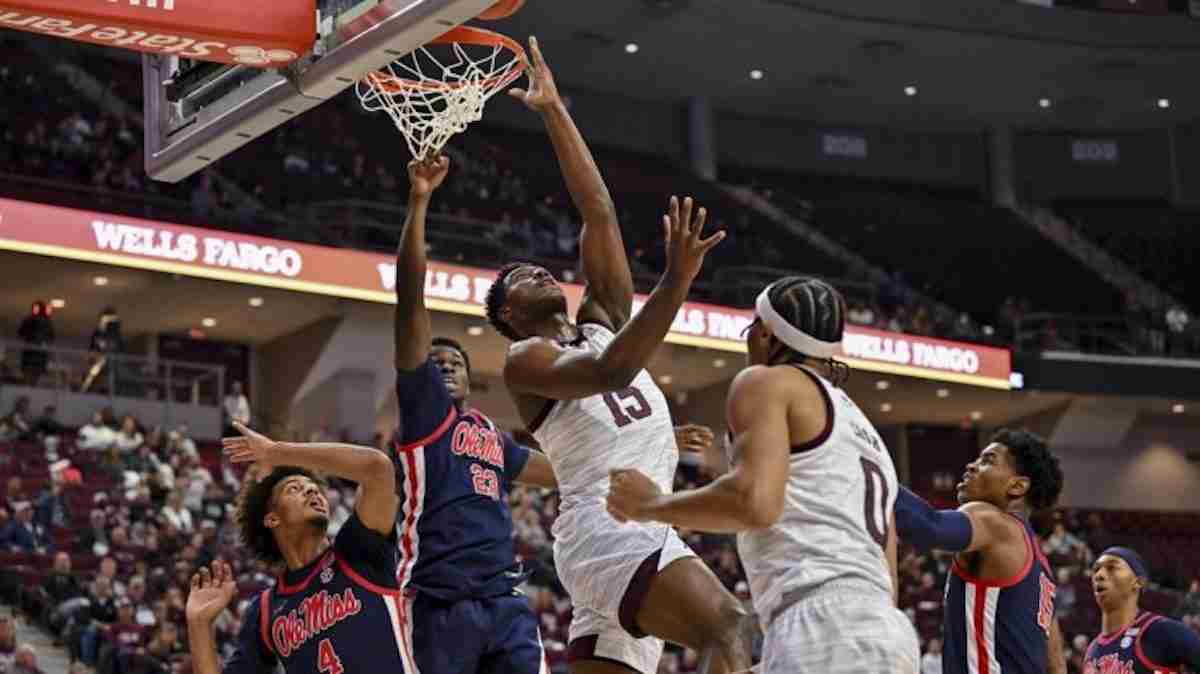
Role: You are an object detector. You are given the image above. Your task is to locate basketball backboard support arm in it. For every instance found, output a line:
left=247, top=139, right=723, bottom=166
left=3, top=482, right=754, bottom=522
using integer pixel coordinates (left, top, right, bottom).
left=143, top=0, right=494, bottom=183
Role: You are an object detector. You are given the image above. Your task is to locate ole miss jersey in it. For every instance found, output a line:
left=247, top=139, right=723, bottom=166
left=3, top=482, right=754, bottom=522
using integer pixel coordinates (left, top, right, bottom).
left=224, top=513, right=414, bottom=674
left=393, top=360, right=531, bottom=601
left=1084, top=611, right=1200, bottom=674
left=943, top=514, right=1057, bottom=674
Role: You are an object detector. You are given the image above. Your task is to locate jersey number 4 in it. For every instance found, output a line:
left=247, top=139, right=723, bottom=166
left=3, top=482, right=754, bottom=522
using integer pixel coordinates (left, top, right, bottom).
left=318, top=638, right=344, bottom=674
left=860, top=457, right=890, bottom=549
left=602, top=387, right=652, bottom=427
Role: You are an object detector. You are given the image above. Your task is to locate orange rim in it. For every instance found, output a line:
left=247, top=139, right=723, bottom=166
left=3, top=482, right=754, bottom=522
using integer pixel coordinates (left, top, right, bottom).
left=365, top=26, right=528, bottom=94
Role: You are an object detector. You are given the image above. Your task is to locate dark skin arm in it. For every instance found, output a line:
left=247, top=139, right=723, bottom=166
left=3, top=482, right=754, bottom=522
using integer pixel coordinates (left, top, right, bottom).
left=510, top=36, right=633, bottom=331
left=393, top=156, right=451, bottom=371
left=504, top=197, right=723, bottom=400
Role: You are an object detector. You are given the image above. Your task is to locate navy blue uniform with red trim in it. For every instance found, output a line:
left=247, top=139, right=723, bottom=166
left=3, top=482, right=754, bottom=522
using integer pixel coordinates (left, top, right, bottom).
left=392, top=359, right=545, bottom=674
left=943, top=514, right=1058, bottom=674
left=1084, top=611, right=1200, bottom=674
left=224, top=513, right=412, bottom=674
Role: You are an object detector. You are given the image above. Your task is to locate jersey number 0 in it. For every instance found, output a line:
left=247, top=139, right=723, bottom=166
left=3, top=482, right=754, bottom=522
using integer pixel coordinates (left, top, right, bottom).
left=860, top=457, right=890, bottom=549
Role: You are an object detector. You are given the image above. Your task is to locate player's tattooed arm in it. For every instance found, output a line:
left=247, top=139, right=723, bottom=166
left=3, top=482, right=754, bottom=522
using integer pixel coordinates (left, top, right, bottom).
left=509, top=36, right=632, bottom=331
left=504, top=196, right=722, bottom=400
left=394, top=155, right=450, bottom=371
left=607, top=367, right=791, bottom=532
left=223, top=422, right=400, bottom=535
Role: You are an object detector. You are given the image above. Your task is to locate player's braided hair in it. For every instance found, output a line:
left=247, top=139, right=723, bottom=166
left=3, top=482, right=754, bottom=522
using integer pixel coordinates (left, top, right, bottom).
left=431, top=336, right=471, bottom=376
left=762, top=276, right=850, bottom=384
left=235, top=466, right=327, bottom=565
left=485, top=262, right=525, bottom=341
left=991, top=428, right=1064, bottom=512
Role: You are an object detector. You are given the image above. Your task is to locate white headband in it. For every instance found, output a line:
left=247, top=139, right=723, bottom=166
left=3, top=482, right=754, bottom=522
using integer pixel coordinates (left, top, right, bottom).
left=755, top=285, right=842, bottom=359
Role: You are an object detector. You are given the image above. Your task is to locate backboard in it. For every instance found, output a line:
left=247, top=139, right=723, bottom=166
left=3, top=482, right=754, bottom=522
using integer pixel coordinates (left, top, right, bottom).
left=142, top=0, right=495, bottom=183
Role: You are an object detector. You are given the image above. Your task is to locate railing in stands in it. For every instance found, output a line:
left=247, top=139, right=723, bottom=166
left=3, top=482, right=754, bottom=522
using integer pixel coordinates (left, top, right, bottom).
left=1016, top=313, right=1200, bottom=357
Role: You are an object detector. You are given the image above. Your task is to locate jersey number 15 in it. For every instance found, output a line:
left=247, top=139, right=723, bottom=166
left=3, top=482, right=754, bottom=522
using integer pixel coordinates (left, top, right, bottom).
left=602, top=387, right=652, bottom=428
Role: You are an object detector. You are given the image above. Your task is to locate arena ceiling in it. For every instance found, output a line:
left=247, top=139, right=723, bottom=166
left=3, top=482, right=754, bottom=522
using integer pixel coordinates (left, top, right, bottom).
left=492, top=0, right=1200, bottom=129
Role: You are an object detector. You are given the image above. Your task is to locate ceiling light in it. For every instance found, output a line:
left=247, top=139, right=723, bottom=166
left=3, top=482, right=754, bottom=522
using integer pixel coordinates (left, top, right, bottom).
left=1039, top=98, right=1051, bottom=109
left=936, top=388, right=950, bottom=398
left=904, top=85, right=917, bottom=97
left=875, top=380, right=890, bottom=391
left=712, top=358, right=726, bottom=368
left=466, top=326, right=484, bottom=337
left=1173, top=404, right=1185, bottom=414
left=970, top=410, right=983, bottom=421
left=93, top=276, right=109, bottom=286
left=50, top=298, right=66, bottom=309
left=201, top=318, right=217, bottom=328
left=248, top=297, right=264, bottom=307
left=1158, top=98, right=1170, bottom=109
left=624, top=43, right=639, bottom=54
left=658, top=375, right=673, bottom=385
left=749, top=69, right=764, bottom=81
left=880, top=403, right=893, bottom=413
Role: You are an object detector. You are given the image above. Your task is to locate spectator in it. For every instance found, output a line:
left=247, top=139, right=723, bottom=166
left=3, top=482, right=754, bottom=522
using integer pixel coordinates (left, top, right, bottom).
left=2, top=398, right=33, bottom=443
left=80, top=509, right=110, bottom=555
left=325, top=488, right=351, bottom=535
left=1043, top=518, right=1091, bottom=568
left=104, top=598, right=147, bottom=657
left=85, top=308, right=124, bottom=394
left=1055, top=567, right=1077, bottom=618
left=96, top=557, right=126, bottom=597
left=122, top=623, right=180, bottom=674
left=221, top=381, right=250, bottom=435
left=160, top=491, right=193, bottom=535
left=1, top=478, right=22, bottom=515
left=125, top=577, right=155, bottom=627
left=76, top=576, right=117, bottom=666
left=0, top=502, right=48, bottom=553
left=34, top=479, right=70, bottom=531
left=9, top=644, right=43, bottom=674
left=180, top=459, right=212, bottom=514
left=37, top=552, right=83, bottom=629
left=1175, top=579, right=1200, bottom=630
left=16, top=301, right=54, bottom=385
left=165, top=425, right=197, bottom=462
left=31, top=405, right=64, bottom=437
left=921, top=637, right=943, bottom=674
left=115, top=416, right=145, bottom=455
left=0, top=615, right=15, bottom=671
left=77, top=412, right=117, bottom=453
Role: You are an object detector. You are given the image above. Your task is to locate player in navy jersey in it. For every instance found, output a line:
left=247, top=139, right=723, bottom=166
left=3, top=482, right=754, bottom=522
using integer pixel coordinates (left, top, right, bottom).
left=895, top=428, right=1068, bottom=674
left=1083, top=547, right=1200, bottom=674
left=391, top=154, right=558, bottom=674
left=185, top=422, right=406, bottom=674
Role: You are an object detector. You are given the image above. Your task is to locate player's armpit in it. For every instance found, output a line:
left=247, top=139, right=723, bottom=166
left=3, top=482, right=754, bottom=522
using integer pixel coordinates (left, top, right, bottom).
left=723, top=368, right=792, bottom=528
left=957, top=500, right=1023, bottom=554
left=514, top=450, right=556, bottom=490
left=503, top=337, right=633, bottom=400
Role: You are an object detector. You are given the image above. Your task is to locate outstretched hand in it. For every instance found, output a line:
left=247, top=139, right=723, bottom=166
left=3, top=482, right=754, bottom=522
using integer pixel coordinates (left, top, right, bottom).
left=508, top=36, right=561, bottom=111
left=408, top=155, right=450, bottom=197
left=662, top=196, right=724, bottom=285
left=185, top=560, right=237, bottom=625
left=222, top=421, right=278, bottom=479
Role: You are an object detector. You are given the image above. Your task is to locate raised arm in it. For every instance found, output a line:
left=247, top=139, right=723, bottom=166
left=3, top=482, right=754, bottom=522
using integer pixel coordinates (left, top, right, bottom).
left=394, top=156, right=450, bottom=371
left=606, top=366, right=792, bottom=532
left=894, top=485, right=1022, bottom=554
left=510, top=37, right=632, bottom=330
left=222, top=422, right=399, bottom=535
left=504, top=196, right=722, bottom=400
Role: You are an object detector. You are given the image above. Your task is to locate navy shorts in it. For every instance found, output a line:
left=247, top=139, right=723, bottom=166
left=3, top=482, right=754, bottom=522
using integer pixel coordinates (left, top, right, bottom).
left=409, top=591, right=546, bottom=674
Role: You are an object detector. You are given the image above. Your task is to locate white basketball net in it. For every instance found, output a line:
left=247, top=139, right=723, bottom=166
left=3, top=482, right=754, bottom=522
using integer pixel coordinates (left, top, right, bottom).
left=357, top=39, right=525, bottom=161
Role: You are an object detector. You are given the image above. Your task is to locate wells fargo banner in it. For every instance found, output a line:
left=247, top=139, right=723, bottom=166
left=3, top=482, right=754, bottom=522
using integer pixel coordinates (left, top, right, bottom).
left=0, top=0, right=313, bottom=66
left=0, top=198, right=1012, bottom=388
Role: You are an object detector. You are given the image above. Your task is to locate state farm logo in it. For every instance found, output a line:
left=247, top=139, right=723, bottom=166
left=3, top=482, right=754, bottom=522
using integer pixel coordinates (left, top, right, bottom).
left=106, top=0, right=175, bottom=10
left=227, top=46, right=298, bottom=66
left=0, top=11, right=302, bottom=65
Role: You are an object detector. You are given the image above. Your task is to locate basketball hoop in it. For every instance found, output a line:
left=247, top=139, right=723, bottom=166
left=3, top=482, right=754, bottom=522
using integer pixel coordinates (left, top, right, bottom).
left=356, top=26, right=527, bottom=161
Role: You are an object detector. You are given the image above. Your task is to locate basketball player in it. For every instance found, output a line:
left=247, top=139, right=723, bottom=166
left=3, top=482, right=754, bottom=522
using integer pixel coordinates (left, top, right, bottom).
left=486, top=37, right=749, bottom=674
left=392, top=155, right=557, bottom=674
left=186, top=422, right=405, bottom=674
left=1082, top=546, right=1200, bottom=673
left=607, top=277, right=921, bottom=674
left=895, top=429, right=1068, bottom=674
